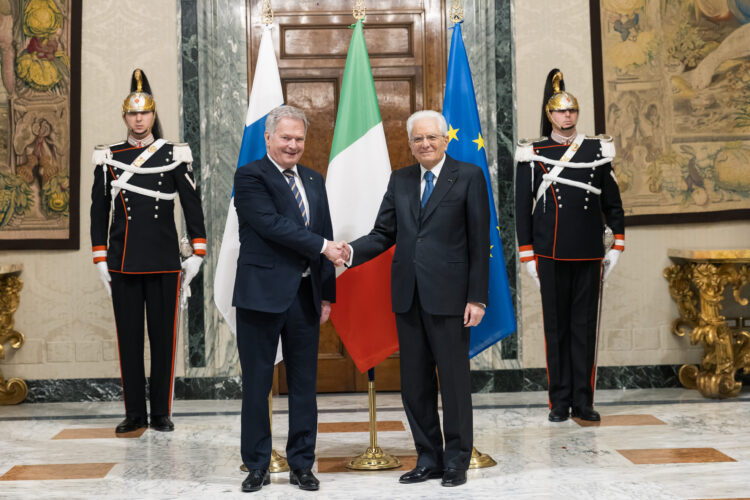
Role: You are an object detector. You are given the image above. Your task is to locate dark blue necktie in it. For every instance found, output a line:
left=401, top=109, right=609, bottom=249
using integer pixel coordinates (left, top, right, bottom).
left=421, top=170, right=434, bottom=208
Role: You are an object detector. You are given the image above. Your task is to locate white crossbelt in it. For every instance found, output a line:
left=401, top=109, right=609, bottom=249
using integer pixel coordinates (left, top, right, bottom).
left=105, top=139, right=180, bottom=202
left=535, top=134, right=584, bottom=204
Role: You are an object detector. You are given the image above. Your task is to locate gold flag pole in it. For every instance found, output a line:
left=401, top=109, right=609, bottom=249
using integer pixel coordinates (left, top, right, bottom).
left=344, top=1, right=398, bottom=469
left=240, top=389, right=290, bottom=473
left=346, top=368, right=401, bottom=470
left=447, top=0, right=496, bottom=469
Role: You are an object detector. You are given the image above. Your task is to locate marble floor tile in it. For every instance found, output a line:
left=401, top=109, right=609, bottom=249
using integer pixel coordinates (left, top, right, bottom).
left=318, top=455, right=417, bottom=473
left=0, top=389, right=749, bottom=498
left=0, top=463, right=116, bottom=481
left=617, top=448, right=736, bottom=465
left=318, top=420, right=405, bottom=433
left=574, top=414, right=666, bottom=427
left=52, top=427, right=146, bottom=439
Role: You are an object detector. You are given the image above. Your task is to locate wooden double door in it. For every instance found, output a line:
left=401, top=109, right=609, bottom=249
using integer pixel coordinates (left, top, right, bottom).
left=246, top=0, right=447, bottom=393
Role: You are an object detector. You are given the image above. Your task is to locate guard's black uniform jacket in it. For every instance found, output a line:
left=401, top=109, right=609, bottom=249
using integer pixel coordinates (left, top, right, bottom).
left=514, top=136, right=625, bottom=413
left=89, top=138, right=206, bottom=421
left=90, top=140, right=206, bottom=270
left=515, top=137, right=624, bottom=262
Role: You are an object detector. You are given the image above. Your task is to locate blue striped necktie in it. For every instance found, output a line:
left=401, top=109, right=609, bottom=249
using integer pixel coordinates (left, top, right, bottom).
left=283, top=169, right=309, bottom=227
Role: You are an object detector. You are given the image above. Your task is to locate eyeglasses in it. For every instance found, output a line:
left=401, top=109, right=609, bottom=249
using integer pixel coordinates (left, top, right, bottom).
left=410, top=135, right=444, bottom=145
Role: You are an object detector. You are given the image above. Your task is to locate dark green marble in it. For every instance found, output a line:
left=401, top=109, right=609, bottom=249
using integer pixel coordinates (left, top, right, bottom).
left=495, top=0, right=518, bottom=359
left=180, top=0, right=206, bottom=367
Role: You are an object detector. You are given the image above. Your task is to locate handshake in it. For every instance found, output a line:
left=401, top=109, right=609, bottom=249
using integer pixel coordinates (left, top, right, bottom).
left=323, top=240, right=351, bottom=267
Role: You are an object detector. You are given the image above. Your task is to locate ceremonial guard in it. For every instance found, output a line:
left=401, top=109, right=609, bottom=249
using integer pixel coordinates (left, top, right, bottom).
left=514, top=69, right=625, bottom=422
left=90, top=69, right=206, bottom=433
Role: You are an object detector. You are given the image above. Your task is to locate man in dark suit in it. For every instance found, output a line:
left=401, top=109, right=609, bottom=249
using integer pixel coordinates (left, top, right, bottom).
left=339, top=110, right=489, bottom=487
left=232, top=105, right=344, bottom=493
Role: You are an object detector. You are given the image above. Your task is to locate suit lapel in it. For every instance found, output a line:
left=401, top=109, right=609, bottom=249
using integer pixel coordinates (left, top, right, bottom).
left=407, top=164, right=421, bottom=223
left=421, top=155, right=458, bottom=222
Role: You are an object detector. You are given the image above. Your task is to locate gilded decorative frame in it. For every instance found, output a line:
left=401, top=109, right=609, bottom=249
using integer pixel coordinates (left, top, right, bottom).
left=0, top=0, right=81, bottom=249
left=590, top=0, right=750, bottom=225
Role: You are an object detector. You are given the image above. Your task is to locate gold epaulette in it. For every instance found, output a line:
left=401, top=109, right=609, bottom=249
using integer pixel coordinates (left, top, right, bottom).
left=517, top=136, right=547, bottom=147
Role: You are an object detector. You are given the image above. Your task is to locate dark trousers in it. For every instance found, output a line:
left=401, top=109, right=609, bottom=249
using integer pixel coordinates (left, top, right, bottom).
left=395, top=288, right=473, bottom=471
left=236, top=277, right=320, bottom=470
left=110, top=271, right=181, bottom=419
left=537, top=257, right=602, bottom=410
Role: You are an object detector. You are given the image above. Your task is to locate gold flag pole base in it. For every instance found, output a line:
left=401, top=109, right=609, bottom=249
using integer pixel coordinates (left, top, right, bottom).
left=346, top=446, right=401, bottom=470
left=345, top=375, right=401, bottom=470
left=239, top=449, right=290, bottom=473
left=269, top=449, right=290, bottom=473
left=468, top=446, right=497, bottom=469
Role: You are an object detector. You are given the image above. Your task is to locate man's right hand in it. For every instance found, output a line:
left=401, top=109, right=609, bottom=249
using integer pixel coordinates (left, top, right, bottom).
left=525, top=260, right=540, bottom=288
left=323, top=240, right=350, bottom=267
left=96, top=261, right=112, bottom=297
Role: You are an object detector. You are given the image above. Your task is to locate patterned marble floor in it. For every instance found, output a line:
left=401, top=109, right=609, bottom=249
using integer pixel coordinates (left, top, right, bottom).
left=1, top=388, right=749, bottom=499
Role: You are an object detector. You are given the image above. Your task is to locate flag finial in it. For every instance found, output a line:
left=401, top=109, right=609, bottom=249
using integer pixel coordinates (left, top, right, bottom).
left=261, top=0, right=274, bottom=25
left=353, top=0, right=365, bottom=20
left=449, top=0, right=464, bottom=23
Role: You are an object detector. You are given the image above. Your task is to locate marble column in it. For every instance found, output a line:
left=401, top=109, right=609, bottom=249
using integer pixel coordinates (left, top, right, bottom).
left=181, top=0, right=247, bottom=377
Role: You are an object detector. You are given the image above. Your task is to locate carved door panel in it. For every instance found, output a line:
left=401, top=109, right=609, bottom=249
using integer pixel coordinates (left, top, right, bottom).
left=247, top=0, right=446, bottom=392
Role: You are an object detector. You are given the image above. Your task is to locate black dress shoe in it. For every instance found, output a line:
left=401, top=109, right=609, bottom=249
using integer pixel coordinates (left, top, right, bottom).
left=548, top=406, right=569, bottom=422
left=572, top=406, right=601, bottom=421
left=290, top=468, right=319, bottom=491
left=242, top=469, right=270, bottom=492
left=441, top=468, right=467, bottom=487
left=115, top=416, right=147, bottom=434
left=150, top=415, right=174, bottom=432
left=398, top=466, right=443, bottom=484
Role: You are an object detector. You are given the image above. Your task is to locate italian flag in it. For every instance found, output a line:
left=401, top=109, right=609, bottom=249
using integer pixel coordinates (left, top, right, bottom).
left=326, top=20, right=399, bottom=372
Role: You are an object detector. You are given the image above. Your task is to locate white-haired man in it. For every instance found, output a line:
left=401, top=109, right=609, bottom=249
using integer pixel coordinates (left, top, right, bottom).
left=336, top=110, right=490, bottom=487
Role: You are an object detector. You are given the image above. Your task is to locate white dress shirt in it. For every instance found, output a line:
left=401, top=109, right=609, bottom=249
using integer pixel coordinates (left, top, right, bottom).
left=419, top=154, right=446, bottom=201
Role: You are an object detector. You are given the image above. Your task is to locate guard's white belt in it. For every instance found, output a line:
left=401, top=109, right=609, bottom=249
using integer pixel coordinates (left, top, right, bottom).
left=525, top=155, right=612, bottom=169
left=104, top=158, right=181, bottom=174
left=540, top=174, right=602, bottom=195
left=110, top=180, right=177, bottom=201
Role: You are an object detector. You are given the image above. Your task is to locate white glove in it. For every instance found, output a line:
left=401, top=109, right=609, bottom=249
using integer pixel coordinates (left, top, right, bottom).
left=180, top=255, right=203, bottom=305
left=525, top=260, right=540, bottom=288
left=181, top=255, right=203, bottom=288
left=602, top=249, right=621, bottom=283
left=96, top=261, right=111, bottom=297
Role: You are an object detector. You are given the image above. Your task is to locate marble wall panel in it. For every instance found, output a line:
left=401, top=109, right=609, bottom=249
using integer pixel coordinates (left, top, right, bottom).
left=187, top=0, right=248, bottom=377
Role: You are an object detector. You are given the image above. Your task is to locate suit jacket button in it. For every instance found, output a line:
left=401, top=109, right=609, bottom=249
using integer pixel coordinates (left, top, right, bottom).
left=154, top=214, right=159, bottom=219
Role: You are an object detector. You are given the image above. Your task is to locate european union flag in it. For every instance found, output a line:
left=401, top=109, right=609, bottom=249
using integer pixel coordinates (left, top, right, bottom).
left=443, top=22, right=517, bottom=357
